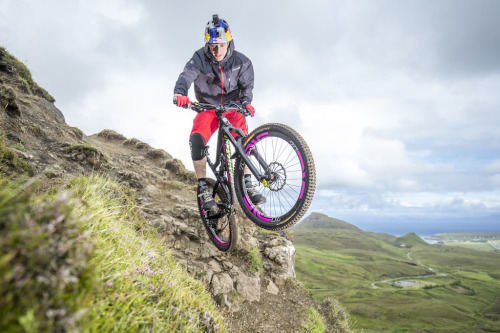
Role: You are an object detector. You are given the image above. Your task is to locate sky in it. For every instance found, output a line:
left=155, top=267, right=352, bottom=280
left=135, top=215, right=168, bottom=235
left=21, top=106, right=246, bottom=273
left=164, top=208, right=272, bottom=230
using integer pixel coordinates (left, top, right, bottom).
left=1, top=0, right=500, bottom=234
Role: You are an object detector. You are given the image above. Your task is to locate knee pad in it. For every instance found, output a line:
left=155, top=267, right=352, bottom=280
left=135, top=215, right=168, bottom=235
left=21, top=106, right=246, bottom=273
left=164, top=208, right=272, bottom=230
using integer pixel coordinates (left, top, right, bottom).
left=189, top=133, right=206, bottom=161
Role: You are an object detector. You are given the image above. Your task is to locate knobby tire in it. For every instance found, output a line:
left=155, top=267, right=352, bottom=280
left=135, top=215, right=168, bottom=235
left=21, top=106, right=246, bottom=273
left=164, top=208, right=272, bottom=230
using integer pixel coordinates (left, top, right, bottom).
left=197, top=178, right=237, bottom=252
left=234, top=123, right=316, bottom=230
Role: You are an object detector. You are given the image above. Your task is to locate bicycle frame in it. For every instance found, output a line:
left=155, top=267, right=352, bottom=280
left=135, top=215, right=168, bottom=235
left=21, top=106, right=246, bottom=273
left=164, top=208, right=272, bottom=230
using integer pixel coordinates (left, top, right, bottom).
left=173, top=97, right=274, bottom=208
left=207, top=110, right=271, bottom=191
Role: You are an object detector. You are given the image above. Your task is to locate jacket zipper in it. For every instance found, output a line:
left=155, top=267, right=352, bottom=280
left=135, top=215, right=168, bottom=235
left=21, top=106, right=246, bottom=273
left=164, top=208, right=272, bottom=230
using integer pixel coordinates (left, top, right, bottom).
left=219, top=62, right=224, bottom=105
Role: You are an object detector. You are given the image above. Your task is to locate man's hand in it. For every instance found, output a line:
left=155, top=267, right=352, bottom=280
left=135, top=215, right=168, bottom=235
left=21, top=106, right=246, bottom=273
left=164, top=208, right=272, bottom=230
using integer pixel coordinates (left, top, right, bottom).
left=243, top=102, right=255, bottom=117
left=175, top=95, right=191, bottom=108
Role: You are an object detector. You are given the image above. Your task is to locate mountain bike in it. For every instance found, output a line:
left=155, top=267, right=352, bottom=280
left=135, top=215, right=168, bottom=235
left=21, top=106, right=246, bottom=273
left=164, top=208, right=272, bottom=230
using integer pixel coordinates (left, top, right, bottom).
left=174, top=99, right=316, bottom=252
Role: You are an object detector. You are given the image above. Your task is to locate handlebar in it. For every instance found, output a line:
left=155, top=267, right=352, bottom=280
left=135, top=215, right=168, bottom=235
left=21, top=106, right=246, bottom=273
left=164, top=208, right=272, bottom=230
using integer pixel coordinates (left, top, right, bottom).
left=173, top=96, right=250, bottom=116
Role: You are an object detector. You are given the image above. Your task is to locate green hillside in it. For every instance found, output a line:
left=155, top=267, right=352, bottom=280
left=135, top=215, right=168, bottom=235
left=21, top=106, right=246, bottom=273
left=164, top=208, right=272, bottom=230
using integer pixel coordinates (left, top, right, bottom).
left=292, top=212, right=362, bottom=231
left=292, top=214, right=500, bottom=333
left=395, top=232, right=429, bottom=247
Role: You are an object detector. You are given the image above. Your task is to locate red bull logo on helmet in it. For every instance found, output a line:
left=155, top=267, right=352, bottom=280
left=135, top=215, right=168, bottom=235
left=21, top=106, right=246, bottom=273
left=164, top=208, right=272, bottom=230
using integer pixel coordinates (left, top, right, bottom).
left=205, top=14, right=232, bottom=44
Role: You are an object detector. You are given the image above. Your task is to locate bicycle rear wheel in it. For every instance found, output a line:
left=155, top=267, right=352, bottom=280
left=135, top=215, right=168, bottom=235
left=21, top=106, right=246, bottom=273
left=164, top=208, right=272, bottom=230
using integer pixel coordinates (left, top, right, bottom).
left=197, top=178, right=237, bottom=252
left=234, top=123, right=316, bottom=230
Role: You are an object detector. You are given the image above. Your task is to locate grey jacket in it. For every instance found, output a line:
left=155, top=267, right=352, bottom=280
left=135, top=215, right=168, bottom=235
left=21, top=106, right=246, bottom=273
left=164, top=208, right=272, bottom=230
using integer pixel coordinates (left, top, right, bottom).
left=174, top=41, right=254, bottom=105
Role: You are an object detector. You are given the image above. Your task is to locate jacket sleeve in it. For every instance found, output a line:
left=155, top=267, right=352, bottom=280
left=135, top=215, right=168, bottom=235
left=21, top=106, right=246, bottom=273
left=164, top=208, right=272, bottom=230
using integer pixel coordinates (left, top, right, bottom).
left=237, top=58, right=254, bottom=104
left=174, top=53, right=201, bottom=96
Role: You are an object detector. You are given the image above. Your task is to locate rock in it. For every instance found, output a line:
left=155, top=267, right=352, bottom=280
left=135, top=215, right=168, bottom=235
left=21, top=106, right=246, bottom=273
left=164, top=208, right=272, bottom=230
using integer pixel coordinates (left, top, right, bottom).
left=215, top=293, right=232, bottom=310
left=266, top=279, right=279, bottom=295
left=212, top=273, right=233, bottom=295
left=242, top=236, right=260, bottom=249
left=208, top=259, right=222, bottom=273
left=200, top=269, right=214, bottom=285
left=179, top=235, right=190, bottom=250
left=188, top=261, right=206, bottom=275
left=145, top=184, right=160, bottom=195
left=235, top=274, right=261, bottom=302
left=269, top=238, right=282, bottom=247
left=164, top=234, right=176, bottom=246
left=272, top=273, right=287, bottom=287
left=263, top=262, right=273, bottom=271
left=222, top=261, right=233, bottom=270
left=229, top=265, right=241, bottom=278
left=43, top=164, right=63, bottom=178
left=172, top=221, right=189, bottom=235
left=186, top=227, right=200, bottom=241
left=152, top=218, right=168, bottom=234
left=264, top=239, right=296, bottom=280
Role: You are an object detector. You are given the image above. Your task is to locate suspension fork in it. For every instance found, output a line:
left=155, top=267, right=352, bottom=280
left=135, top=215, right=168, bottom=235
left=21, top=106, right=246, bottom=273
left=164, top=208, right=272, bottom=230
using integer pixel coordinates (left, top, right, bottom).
left=249, top=148, right=269, bottom=172
left=207, top=132, right=235, bottom=206
left=221, top=127, right=272, bottom=183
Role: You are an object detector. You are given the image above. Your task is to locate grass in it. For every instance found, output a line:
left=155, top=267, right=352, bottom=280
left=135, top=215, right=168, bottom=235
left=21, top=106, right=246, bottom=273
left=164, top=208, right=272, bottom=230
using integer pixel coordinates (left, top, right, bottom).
left=0, top=47, right=55, bottom=102
left=0, top=137, right=34, bottom=177
left=0, top=181, right=93, bottom=332
left=428, top=233, right=500, bottom=252
left=301, top=307, right=325, bottom=333
left=292, top=228, right=500, bottom=332
left=0, top=174, right=225, bottom=332
left=62, top=143, right=108, bottom=168
left=247, top=246, right=263, bottom=274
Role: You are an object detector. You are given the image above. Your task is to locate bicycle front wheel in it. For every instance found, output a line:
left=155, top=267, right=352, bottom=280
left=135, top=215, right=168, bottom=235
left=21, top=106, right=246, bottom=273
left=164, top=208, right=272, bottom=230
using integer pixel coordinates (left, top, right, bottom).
left=234, top=123, right=316, bottom=230
left=197, top=178, right=237, bottom=252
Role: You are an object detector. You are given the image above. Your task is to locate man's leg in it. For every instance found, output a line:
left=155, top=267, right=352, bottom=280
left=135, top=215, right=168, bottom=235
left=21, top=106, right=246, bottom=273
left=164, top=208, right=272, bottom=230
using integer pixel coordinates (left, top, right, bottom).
left=193, top=158, right=207, bottom=179
left=193, top=157, right=216, bottom=211
left=190, top=128, right=217, bottom=211
left=226, top=111, right=267, bottom=205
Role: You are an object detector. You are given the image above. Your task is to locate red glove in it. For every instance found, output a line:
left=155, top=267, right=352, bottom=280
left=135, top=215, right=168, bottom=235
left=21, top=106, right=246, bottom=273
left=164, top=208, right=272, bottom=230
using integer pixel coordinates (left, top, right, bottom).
left=244, top=103, right=255, bottom=117
left=175, top=95, right=191, bottom=108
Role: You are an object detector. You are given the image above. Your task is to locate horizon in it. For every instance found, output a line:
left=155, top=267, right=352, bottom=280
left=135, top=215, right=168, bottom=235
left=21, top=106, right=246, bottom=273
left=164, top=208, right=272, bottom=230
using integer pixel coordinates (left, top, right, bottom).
left=299, top=211, right=500, bottom=237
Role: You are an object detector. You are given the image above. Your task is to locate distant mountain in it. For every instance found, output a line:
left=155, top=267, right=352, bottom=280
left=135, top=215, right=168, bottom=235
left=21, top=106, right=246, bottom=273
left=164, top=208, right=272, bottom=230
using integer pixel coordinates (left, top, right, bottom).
left=395, top=232, right=428, bottom=246
left=292, top=212, right=362, bottom=231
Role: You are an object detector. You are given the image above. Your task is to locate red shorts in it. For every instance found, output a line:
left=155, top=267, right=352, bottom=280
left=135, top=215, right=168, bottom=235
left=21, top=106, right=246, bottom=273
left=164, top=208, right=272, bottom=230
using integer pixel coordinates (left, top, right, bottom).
left=190, top=110, right=248, bottom=144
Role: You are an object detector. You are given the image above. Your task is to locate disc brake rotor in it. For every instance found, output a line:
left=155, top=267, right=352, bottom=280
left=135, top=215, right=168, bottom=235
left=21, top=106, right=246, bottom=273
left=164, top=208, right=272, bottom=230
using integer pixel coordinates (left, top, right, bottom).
left=266, top=162, right=286, bottom=191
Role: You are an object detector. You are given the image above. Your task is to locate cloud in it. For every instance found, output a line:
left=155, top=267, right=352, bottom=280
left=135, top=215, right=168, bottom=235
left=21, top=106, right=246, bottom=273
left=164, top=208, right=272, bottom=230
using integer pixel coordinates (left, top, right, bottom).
left=2, top=0, right=500, bottom=229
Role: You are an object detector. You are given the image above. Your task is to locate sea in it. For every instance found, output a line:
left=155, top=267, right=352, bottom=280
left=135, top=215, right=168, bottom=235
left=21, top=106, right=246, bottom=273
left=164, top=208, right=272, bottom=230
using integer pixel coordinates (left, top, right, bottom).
left=344, top=215, right=500, bottom=238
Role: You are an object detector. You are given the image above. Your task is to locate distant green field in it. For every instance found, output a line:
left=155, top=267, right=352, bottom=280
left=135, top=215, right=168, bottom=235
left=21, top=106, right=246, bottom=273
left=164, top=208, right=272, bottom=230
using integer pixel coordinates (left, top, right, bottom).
left=292, top=228, right=500, bottom=333
left=427, top=233, right=500, bottom=252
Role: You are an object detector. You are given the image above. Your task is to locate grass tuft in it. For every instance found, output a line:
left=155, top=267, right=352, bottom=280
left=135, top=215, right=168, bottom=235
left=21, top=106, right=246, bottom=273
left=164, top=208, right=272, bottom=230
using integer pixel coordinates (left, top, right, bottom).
left=62, top=144, right=108, bottom=168
left=301, top=307, right=325, bottom=333
left=247, top=246, right=263, bottom=274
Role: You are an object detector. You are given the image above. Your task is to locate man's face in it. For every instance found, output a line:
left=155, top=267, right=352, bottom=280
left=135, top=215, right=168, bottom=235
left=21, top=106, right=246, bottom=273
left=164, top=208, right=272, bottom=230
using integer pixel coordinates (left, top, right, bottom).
left=209, top=42, right=229, bottom=62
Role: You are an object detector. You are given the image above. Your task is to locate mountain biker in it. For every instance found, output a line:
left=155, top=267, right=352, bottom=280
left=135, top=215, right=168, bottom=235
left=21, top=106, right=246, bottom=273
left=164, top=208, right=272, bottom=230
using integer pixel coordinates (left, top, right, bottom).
left=174, top=14, right=266, bottom=212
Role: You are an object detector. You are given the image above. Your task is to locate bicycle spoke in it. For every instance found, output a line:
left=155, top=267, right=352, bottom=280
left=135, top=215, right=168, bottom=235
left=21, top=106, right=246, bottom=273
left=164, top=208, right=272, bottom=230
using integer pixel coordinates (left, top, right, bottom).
left=235, top=123, right=316, bottom=230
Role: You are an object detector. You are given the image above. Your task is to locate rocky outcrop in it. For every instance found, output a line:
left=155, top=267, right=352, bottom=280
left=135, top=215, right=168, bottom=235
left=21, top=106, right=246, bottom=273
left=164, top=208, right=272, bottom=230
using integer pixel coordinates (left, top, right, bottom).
left=159, top=193, right=296, bottom=308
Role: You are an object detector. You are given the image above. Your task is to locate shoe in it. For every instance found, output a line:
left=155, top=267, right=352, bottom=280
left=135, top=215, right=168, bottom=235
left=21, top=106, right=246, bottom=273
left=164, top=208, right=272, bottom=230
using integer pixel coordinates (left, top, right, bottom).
left=198, top=186, right=217, bottom=212
left=246, top=184, right=266, bottom=205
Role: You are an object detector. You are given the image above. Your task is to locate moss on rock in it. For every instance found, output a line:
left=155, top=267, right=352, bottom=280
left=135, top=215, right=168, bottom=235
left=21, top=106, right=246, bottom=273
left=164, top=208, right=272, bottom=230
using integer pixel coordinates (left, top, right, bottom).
left=97, top=129, right=126, bottom=141
left=0, top=138, right=34, bottom=177
left=0, top=47, right=55, bottom=103
left=62, top=143, right=108, bottom=169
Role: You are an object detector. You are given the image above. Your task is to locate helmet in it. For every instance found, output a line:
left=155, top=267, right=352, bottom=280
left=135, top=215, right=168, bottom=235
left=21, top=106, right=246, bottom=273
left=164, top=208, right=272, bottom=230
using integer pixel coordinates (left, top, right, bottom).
left=205, top=14, right=232, bottom=44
